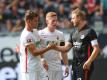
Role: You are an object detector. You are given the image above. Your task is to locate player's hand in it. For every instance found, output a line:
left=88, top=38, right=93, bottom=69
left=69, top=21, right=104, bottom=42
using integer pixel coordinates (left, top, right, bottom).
left=15, top=44, right=20, bottom=53
left=64, top=66, right=69, bottom=77
left=83, top=60, right=91, bottom=70
left=47, top=42, right=56, bottom=49
left=41, top=59, right=49, bottom=71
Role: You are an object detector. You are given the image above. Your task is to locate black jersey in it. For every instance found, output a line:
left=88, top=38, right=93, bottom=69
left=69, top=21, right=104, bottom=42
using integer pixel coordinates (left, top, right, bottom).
left=69, top=25, right=97, bottom=63
left=69, top=25, right=98, bottom=80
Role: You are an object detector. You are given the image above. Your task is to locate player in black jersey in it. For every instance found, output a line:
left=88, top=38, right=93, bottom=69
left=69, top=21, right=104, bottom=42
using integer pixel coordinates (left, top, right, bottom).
left=55, top=8, right=100, bottom=80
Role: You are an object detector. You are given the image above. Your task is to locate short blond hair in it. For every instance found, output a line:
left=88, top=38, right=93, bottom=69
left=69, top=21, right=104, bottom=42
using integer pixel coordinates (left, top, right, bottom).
left=46, top=12, right=57, bottom=20
left=72, top=8, right=85, bottom=20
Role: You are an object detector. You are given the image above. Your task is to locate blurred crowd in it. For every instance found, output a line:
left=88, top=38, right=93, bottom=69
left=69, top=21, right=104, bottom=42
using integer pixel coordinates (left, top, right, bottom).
left=0, top=0, right=107, bottom=33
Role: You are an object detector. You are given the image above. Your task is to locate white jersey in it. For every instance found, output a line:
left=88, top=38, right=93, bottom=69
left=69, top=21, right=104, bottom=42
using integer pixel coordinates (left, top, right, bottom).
left=20, top=28, right=41, bottom=73
left=39, top=28, right=65, bottom=71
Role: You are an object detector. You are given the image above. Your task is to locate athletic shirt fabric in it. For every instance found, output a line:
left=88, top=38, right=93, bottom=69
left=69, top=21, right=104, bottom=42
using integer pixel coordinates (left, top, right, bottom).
left=68, top=25, right=98, bottom=63
left=20, top=28, right=41, bottom=72
left=39, top=28, right=65, bottom=71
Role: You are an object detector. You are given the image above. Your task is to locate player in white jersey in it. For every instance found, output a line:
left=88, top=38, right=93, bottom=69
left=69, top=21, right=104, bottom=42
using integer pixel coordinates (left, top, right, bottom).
left=39, top=12, right=69, bottom=80
left=20, top=10, right=56, bottom=80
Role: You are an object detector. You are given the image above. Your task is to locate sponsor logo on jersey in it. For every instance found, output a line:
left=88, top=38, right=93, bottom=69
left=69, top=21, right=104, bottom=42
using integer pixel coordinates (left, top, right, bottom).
left=73, top=41, right=82, bottom=48
left=46, top=41, right=60, bottom=46
left=80, top=34, right=85, bottom=39
left=35, top=41, right=41, bottom=47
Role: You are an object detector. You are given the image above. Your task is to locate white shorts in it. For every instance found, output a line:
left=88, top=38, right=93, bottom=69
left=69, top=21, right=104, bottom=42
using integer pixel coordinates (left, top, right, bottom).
left=21, top=68, right=48, bottom=80
left=48, top=70, right=63, bottom=80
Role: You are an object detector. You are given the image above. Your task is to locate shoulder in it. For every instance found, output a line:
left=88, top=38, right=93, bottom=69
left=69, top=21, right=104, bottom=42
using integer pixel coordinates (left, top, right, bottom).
left=21, top=30, right=33, bottom=40
left=86, top=27, right=98, bottom=39
left=55, top=30, right=65, bottom=40
left=55, top=29, right=64, bottom=35
left=25, top=32, right=32, bottom=38
left=88, top=27, right=97, bottom=35
left=38, top=28, right=46, bottom=35
left=20, top=31, right=33, bottom=45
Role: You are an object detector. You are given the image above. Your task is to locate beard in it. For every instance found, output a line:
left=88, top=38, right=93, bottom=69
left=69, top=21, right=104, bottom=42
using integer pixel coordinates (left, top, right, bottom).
left=73, top=21, right=79, bottom=27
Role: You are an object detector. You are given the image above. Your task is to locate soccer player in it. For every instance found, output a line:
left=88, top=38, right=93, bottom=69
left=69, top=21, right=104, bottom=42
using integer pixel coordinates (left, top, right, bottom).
left=55, top=8, right=100, bottom=80
left=20, top=10, right=55, bottom=80
left=39, top=12, right=69, bottom=80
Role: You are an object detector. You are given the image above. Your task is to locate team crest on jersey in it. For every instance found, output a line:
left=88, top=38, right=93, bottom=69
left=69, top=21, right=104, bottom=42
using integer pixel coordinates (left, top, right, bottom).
left=27, top=39, right=32, bottom=43
left=80, top=34, right=85, bottom=39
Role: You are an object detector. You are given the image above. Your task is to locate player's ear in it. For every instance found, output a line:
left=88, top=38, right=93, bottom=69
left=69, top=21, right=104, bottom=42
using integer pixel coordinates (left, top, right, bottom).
left=29, top=20, right=31, bottom=23
left=77, top=17, right=80, bottom=22
left=26, top=19, right=29, bottom=23
left=78, top=16, right=81, bottom=21
left=46, top=20, right=48, bottom=25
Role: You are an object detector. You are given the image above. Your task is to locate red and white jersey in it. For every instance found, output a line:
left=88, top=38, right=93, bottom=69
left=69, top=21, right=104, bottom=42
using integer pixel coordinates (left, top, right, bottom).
left=39, top=28, right=65, bottom=71
left=20, top=28, right=41, bottom=73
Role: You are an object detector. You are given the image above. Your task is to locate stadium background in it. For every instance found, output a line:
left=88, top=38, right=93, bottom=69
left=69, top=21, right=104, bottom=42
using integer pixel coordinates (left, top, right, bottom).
left=0, top=0, right=107, bottom=80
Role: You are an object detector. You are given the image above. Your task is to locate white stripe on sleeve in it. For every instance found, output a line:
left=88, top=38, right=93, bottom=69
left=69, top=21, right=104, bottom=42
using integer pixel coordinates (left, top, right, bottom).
left=91, top=39, right=98, bottom=46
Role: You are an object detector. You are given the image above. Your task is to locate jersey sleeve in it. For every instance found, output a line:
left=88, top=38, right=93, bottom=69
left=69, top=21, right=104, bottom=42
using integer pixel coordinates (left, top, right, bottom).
left=59, top=32, right=65, bottom=46
left=24, top=34, right=35, bottom=46
left=38, top=30, right=41, bottom=35
left=60, top=32, right=65, bottom=41
left=89, top=29, right=98, bottom=46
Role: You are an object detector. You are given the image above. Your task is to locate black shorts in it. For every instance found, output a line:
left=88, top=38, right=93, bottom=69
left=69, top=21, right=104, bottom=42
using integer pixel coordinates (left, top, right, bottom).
left=72, top=61, right=94, bottom=80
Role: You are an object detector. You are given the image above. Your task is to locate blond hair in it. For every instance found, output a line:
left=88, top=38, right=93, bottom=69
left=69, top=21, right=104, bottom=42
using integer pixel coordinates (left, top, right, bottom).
left=72, top=8, right=85, bottom=20
left=46, top=12, right=57, bottom=20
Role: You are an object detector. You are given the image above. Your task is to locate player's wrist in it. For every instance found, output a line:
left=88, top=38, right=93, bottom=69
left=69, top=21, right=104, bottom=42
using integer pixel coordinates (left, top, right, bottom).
left=41, top=58, right=45, bottom=61
left=65, top=65, right=69, bottom=68
left=46, top=45, right=51, bottom=49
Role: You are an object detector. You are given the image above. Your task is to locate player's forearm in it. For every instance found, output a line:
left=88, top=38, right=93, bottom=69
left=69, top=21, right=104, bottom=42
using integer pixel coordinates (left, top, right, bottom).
left=61, top=52, right=69, bottom=66
left=33, top=47, right=50, bottom=56
left=55, top=46, right=69, bottom=52
left=55, top=42, right=72, bottom=53
left=87, top=46, right=100, bottom=64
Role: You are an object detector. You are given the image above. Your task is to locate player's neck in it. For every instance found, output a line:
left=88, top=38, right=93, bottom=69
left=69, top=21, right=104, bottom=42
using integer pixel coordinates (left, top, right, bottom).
left=26, top=24, right=33, bottom=32
left=78, top=21, right=87, bottom=31
left=47, top=27, right=55, bottom=32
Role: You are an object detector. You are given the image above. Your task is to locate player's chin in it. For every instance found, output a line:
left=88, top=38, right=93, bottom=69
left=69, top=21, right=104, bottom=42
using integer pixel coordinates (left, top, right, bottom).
left=34, top=26, right=37, bottom=29
left=52, top=25, right=57, bottom=28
